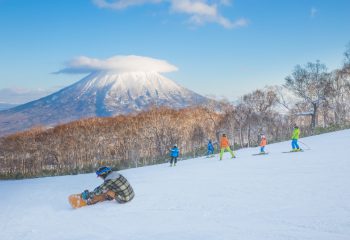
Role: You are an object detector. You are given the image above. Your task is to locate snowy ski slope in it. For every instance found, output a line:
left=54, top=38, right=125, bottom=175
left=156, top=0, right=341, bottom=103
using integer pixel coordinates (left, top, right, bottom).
left=1, top=129, right=350, bottom=240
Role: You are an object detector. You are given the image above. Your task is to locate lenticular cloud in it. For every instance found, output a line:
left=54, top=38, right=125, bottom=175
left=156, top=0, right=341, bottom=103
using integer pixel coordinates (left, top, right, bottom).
left=56, top=55, right=178, bottom=74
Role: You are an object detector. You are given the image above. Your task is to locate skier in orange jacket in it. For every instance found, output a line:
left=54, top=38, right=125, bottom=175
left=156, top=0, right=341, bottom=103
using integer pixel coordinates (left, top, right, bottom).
left=259, top=135, right=267, bottom=153
left=219, top=134, right=235, bottom=160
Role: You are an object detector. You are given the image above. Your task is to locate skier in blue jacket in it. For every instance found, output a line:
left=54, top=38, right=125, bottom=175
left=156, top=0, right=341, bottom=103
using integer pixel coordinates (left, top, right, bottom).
left=207, top=140, right=214, bottom=156
left=169, top=144, right=179, bottom=167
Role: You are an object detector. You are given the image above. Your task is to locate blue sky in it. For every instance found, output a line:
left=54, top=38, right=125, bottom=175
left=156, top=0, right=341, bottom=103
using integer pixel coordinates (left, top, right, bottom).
left=0, top=0, right=349, bottom=100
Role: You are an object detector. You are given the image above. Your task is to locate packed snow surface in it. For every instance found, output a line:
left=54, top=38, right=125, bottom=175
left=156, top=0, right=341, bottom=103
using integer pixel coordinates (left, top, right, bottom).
left=1, top=130, right=350, bottom=240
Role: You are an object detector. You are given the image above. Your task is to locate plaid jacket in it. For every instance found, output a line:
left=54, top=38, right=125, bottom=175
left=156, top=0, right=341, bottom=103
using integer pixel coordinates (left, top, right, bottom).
left=90, top=171, right=135, bottom=203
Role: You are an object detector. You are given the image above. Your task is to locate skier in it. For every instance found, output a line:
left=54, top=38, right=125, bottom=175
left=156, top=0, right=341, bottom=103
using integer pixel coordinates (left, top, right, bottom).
left=81, top=166, right=135, bottom=205
left=207, top=139, right=214, bottom=157
left=291, top=125, right=301, bottom=151
left=219, top=133, right=235, bottom=160
left=169, top=144, right=179, bottom=167
left=259, top=135, right=267, bottom=153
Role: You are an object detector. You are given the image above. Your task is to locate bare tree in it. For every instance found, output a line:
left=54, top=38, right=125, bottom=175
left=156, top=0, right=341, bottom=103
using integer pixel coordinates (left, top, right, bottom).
left=326, top=70, right=350, bottom=125
left=285, top=60, right=331, bottom=128
left=344, top=42, right=350, bottom=73
left=232, top=89, right=277, bottom=147
left=232, top=103, right=249, bottom=147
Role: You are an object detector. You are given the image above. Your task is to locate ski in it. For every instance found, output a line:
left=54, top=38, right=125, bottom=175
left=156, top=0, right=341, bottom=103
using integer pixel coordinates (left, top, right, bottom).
left=252, top=152, right=269, bottom=156
left=282, top=150, right=304, bottom=153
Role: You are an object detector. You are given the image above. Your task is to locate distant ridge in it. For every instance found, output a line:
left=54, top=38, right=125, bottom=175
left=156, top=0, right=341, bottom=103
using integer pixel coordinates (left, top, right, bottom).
left=0, top=103, right=18, bottom=111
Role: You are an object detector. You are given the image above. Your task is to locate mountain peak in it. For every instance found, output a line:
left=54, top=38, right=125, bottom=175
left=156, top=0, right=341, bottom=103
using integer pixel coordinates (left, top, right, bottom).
left=81, top=71, right=181, bottom=93
left=0, top=72, right=212, bottom=136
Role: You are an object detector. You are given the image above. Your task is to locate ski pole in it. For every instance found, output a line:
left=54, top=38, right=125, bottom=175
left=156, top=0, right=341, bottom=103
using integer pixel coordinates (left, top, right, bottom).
left=298, top=140, right=311, bottom=150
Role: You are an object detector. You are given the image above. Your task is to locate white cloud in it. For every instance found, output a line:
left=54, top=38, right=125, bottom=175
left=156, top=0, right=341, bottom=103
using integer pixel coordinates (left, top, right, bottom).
left=92, top=0, right=162, bottom=10
left=310, top=7, right=318, bottom=18
left=219, top=0, right=232, bottom=6
left=92, top=0, right=248, bottom=29
left=171, top=0, right=217, bottom=17
left=229, top=18, right=248, bottom=28
left=56, top=55, right=178, bottom=74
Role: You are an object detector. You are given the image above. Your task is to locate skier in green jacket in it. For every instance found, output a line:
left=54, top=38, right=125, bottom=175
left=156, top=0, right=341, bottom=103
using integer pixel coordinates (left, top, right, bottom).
left=291, top=125, right=301, bottom=151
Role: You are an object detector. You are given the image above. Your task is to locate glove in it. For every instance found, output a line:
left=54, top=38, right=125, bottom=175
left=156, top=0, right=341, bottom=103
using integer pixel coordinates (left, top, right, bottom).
left=81, top=190, right=90, bottom=200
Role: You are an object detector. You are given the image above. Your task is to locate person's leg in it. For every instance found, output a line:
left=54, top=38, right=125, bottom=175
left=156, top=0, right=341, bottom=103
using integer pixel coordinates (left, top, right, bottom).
left=219, top=148, right=224, bottom=160
left=170, top=157, right=174, bottom=166
left=226, top=147, right=235, bottom=158
left=295, top=140, right=300, bottom=150
left=116, top=191, right=134, bottom=203
left=88, top=193, right=110, bottom=205
left=292, top=140, right=296, bottom=150
left=174, top=157, right=177, bottom=165
left=105, top=191, right=116, bottom=200
left=260, top=146, right=265, bottom=153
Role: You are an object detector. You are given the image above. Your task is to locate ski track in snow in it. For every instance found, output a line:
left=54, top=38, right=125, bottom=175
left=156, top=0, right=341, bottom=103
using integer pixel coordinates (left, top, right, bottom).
left=1, top=130, right=350, bottom=240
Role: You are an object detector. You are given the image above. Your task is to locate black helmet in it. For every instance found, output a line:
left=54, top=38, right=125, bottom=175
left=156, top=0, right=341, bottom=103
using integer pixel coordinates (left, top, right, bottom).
left=96, top=166, right=112, bottom=178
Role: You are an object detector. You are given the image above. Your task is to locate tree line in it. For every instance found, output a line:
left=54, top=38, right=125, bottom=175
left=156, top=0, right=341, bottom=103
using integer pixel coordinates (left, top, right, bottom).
left=0, top=108, right=221, bottom=178
left=0, top=43, right=349, bottom=179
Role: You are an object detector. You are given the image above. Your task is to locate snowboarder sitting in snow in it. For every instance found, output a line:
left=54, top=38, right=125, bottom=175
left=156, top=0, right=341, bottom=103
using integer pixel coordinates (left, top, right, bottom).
left=219, top=134, right=235, bottom=160
left=207, top=139, right=214, bottom=156
left=81, top=166, right=135, bottom=205
left=169, top=144, right=179, bottom=167
left=291, top=125, right=301, bottom=151
left=259, top=135, right=267, bottom=153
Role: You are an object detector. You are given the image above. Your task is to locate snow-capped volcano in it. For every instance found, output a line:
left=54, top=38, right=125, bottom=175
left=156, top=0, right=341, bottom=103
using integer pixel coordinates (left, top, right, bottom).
left=76, top=71, right=208, bottom=114
left=0, top=71, right=211, bottom=136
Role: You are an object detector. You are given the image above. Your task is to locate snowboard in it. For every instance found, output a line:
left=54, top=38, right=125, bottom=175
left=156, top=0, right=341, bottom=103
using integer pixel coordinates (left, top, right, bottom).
left=68, top=191, right=116, bottom=209
left=252, top=152, right=269, bottom=156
